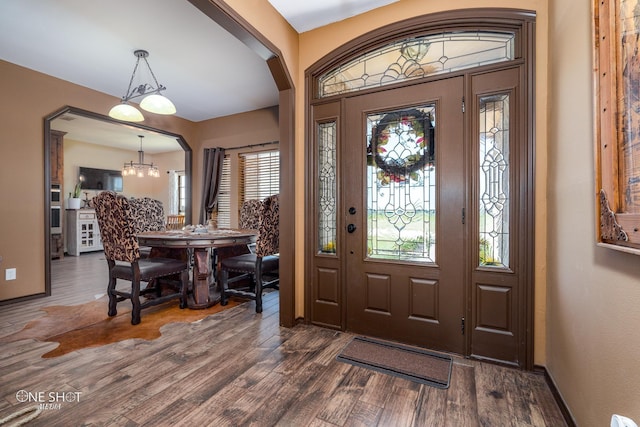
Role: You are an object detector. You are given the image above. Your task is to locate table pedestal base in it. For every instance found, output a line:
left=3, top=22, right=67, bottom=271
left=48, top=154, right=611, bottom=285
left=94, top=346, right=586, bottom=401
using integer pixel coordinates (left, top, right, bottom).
left=188, top=248, right=218, bottom=309
left=137, top=230, right=257, bottom=310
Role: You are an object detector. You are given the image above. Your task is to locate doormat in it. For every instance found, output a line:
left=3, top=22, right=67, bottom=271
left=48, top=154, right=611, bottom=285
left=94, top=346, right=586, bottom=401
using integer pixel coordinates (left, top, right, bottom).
left=336, top=336, right=452, bottom=388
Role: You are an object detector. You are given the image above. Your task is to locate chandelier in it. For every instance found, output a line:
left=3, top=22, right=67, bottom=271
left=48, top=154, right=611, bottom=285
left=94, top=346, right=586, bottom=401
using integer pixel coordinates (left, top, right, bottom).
left=122, top=135, right=160, bottom=178
left=109, top=50, right=176, bottom=122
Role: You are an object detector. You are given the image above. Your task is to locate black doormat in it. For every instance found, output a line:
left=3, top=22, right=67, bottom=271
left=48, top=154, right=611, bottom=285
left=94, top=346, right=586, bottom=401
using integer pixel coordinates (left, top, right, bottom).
left=336, top=336, right=453, bottom=389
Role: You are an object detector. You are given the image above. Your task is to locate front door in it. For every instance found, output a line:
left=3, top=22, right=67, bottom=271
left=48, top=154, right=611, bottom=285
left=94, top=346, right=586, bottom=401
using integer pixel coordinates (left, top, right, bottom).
left=343, top=77, right=465, bottom=354
left=307, top=17, right=534, bottom=368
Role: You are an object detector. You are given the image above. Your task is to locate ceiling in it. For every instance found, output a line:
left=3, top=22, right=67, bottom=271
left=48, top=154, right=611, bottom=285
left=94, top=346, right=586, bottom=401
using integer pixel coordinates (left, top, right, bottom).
left=52, top=112, right=183, bottom=154
left=267, top=0, right=398, bottom=33
left=0, top=0, right=396, bottom=151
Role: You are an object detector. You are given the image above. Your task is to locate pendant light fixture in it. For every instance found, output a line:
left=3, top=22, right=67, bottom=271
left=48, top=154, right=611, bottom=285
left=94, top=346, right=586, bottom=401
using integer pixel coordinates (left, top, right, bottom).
left=109, top=50, right=176, bottom=122
left=122, top=135, right=160, bottom=178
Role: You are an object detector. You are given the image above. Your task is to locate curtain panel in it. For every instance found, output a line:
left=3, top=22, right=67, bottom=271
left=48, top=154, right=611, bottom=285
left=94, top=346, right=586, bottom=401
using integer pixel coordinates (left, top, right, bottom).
left=200, top=147, right=225, bottom=224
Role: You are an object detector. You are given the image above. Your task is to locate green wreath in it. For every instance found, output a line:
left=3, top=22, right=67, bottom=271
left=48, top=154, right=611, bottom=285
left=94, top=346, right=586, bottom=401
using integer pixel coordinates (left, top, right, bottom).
left=369, top=109, right=432, bottom=180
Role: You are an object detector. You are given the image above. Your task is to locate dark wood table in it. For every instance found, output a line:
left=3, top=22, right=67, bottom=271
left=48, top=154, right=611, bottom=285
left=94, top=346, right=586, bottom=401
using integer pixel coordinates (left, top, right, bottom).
left=137, top=229, right=257, bottom=309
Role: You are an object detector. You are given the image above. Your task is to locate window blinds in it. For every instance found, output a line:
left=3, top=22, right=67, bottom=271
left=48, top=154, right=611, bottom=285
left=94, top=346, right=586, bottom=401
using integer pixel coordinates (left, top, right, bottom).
left=240, top=150, right=280, bottom=202
left=215, top=155, right=232, bottom=228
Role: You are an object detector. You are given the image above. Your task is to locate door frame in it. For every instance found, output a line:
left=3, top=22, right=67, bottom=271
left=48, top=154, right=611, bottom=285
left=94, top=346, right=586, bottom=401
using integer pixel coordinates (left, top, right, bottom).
left=304, top=9, right=536, bottom=369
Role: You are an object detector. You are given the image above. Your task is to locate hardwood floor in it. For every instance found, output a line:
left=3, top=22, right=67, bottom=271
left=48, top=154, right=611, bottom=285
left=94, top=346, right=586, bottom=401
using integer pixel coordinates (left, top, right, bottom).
left=0, top=251, right=567, bottom=426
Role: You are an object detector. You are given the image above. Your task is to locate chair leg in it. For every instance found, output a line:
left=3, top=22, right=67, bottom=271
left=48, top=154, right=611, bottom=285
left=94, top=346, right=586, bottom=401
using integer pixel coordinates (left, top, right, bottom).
left=149, top=278, right=161, bottom=298
left=131, top=278, right=142, bottom=325
left=179, top=269, right=188, bottom=309
left=255, top=280, right=263, bottom=313
left=255, top=262, right=263, bottom=314
left=249, top=273, right=256, bottom=292
left=220, top=269, right=229, bottom=306
left=107, top=273, right=118, bottom=317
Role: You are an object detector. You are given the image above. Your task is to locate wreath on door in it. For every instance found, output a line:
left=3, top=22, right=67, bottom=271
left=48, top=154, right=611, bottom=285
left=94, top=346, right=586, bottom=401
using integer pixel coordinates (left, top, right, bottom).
left=368, top=109, right=433, bottom=184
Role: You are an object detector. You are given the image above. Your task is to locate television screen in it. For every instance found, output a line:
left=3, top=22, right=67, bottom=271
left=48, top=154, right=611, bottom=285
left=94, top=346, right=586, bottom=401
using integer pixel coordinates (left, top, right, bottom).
left=78, top=167, right=123, bottom=192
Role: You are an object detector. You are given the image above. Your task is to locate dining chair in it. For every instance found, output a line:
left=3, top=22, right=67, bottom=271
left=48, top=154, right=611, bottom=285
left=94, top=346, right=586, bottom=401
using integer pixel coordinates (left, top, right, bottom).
left=239, top=199, right=262, bottom=230
left=213, top=198, right=262, bottom=282
left=166, top=214, right=185, bottom=230
left=239, top=198, right=262, bottom=253
left=220, top=194, right=279, bottom=313
left=128, top=196, right=166, bottom=259
left=92, top=191, right=189, bottom=325
left=128, top=197, right=166, bottom=232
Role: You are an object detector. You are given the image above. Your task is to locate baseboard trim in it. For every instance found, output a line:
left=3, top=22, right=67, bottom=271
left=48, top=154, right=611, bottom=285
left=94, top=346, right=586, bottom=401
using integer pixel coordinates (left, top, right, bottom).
left=534, top=365, right=577, bottom=427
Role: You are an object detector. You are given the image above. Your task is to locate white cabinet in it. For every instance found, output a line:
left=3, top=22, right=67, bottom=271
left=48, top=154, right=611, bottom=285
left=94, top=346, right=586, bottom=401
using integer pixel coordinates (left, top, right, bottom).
left=66, top=209, right=103, bottom=256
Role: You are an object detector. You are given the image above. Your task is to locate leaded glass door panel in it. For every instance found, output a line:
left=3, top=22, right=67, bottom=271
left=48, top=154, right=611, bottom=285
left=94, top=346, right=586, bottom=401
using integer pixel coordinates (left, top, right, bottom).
left=344, top=77, right=465, bottom=354
left=469, top=67, right=525, bottom=365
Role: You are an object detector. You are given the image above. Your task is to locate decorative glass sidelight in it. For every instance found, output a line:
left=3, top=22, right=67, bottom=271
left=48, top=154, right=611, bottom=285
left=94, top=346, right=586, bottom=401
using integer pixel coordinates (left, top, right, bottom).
left=319, top=31, right=514, bottom=98
left=366, top=105, right=436, bottom=262
left=479, top=94, right=510, bottom=268
left=318, top=121, right=338, bottom=254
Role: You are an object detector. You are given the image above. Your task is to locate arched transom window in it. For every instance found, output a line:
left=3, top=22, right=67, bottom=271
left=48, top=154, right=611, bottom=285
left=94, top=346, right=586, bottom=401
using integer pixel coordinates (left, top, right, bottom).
left=318, top=31, right=515, bottom=98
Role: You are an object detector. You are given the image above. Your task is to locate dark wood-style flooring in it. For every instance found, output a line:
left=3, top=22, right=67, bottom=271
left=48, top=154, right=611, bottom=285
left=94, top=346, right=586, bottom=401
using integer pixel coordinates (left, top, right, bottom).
left=0, top=251, right=567, bottom=426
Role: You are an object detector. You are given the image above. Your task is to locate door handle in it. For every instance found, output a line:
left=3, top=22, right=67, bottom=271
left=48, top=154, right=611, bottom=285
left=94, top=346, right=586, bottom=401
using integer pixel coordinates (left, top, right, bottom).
left=348, top=207, right=356, bottom=215
left=347, top=224, right=356, bottom=233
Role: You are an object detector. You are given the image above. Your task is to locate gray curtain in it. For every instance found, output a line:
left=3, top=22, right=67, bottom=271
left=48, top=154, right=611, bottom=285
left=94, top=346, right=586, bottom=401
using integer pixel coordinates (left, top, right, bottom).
left=199, top=147, right=225, bottom=224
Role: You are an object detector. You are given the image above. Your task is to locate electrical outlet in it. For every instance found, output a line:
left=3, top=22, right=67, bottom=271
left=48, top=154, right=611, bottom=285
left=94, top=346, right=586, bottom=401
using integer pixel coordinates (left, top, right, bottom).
left=5, top=268, right=16, bottom=281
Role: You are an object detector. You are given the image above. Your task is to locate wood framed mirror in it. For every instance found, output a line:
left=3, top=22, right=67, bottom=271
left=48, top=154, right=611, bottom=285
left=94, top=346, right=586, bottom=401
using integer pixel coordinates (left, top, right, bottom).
left=594, top=0, right=640, bottom=253
left=43, top=105, right=192, bottom=296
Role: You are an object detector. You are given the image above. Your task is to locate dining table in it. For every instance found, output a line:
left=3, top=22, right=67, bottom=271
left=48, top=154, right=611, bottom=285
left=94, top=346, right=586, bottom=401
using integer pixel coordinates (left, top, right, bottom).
left=137, top=228, right=258, bottom=309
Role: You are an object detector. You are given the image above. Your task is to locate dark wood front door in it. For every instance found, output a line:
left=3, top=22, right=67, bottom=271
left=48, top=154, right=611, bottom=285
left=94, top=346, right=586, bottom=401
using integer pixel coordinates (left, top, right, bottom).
left=307, top=14, right=535, bottom=368
left=343, top=77, right=466, bottom=354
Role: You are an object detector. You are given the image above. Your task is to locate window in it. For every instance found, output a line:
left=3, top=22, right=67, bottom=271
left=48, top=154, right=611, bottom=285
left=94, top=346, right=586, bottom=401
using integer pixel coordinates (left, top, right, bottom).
left=214, top=155, right=232, bottom=228
left=213, top=150, right=279, bottom=228
left=319, top=31, right=514, bottom=98
left=479, top=93, right=510, bottom=267
left=240, top=150, right=280, bottom=202
left=318, top=121, right=338, bottom=254
left=168, top=171, right=186, bottom=215
left=177, top=172, right=186, bottom=215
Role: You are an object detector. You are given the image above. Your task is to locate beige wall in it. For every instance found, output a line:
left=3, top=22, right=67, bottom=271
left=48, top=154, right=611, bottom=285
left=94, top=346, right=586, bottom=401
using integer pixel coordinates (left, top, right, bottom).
left=196, top=107, right=280, bottom=226
left=547, top=0, right=640, bottom=425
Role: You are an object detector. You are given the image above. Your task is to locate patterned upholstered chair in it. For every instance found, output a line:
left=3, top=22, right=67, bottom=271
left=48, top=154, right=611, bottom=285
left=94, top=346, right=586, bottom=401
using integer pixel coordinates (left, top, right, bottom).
left=239, top=198, right=262, bottom=253
left=128, top=196, right=166, bottom=259
left=220, top=194, right=279, bottom=313
left=213, top=198, right=263, bottom=281
left=239, top=199, right=262, bottom=230
left=128, top=197, right=166, bottom=233
left=93, top=191, right=189, bottom=325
